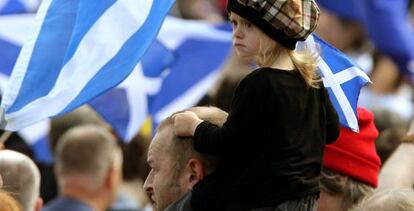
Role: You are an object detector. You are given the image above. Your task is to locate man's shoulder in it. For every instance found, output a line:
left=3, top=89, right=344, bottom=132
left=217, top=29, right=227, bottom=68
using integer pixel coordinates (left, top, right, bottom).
left=43, top=196, right=93, bottom=211
left=165, top=192, right=193, bottom=211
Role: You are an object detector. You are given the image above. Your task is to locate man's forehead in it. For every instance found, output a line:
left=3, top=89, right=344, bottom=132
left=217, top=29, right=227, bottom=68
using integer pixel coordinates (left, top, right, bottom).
left=148, top=126, right=174, bottom=159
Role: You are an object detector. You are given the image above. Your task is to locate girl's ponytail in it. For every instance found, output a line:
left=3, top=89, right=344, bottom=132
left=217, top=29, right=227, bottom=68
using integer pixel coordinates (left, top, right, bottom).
left=289, top=50, right=321, bottom=88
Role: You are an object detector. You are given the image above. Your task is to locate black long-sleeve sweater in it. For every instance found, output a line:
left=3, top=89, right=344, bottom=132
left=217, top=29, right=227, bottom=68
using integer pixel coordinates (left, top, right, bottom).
left=191, top=68, right=339, bottom=211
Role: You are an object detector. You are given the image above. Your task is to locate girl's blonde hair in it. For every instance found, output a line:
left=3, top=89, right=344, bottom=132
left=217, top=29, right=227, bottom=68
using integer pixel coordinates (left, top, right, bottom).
left=256, top=31, right=321, bottom=88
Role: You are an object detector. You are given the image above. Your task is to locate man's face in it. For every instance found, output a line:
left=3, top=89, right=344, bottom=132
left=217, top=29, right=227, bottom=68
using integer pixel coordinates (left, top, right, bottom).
left=143, top=126, right=190, bottom=211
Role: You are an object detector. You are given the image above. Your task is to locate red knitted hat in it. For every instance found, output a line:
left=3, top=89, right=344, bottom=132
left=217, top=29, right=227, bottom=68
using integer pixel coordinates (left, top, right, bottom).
left=323, top=107, right=381, bottom=188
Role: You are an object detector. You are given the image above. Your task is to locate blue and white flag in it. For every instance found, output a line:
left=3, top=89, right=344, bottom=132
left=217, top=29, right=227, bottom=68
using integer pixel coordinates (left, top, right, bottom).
left=0, top=0, right=175, bottom=131
left=299, top=34, right=371, bottom=132
left=90, top=17, right=232, bottom=141
left=0, top=14, right=50, bottom=162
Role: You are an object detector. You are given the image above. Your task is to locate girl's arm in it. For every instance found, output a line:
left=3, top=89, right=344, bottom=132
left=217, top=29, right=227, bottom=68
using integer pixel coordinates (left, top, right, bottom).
left=192, top=73, right=270, bottom=155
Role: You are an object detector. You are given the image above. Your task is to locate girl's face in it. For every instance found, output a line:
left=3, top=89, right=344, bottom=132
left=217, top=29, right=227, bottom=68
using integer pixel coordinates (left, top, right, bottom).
left=229, top=12, right=261, bottom=60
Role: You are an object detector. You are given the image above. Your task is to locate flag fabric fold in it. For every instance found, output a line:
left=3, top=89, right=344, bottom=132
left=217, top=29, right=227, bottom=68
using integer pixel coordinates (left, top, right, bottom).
left=299, top=34, right=371, bottom=132
left=0, top=0, right=175, bottom=131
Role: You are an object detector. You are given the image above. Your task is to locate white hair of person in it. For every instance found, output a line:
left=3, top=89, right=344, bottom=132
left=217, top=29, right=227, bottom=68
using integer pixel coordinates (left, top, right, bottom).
left=0, top=150, right=41, bottom=211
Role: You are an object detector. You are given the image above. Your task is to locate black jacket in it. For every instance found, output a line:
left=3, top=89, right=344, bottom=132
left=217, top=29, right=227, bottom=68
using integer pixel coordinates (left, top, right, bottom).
left=191, top=68, right=339, bottom=211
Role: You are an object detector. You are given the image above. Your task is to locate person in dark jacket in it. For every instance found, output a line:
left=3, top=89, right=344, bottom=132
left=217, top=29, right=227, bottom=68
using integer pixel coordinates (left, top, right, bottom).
left=173, top=0, right=340, bottom=210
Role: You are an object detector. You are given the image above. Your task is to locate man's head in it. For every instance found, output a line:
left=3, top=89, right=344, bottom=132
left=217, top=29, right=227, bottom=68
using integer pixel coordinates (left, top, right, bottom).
left=54, top=125, right=122, bottom=210
left=0, top=150, right=42, bottom=211
left=318, top=107, right=381, bottom=211
left=49, top=105, right=110, bottom=155
left=144, top=106, right=227, bottom=211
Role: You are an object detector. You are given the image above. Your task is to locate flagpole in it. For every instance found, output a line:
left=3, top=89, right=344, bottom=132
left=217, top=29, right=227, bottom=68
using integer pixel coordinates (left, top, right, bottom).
left=0, top=131, right=12, bottom=148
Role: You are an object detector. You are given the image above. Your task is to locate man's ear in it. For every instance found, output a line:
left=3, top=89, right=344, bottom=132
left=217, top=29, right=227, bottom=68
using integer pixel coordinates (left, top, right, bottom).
left=186, top=158, right=205, bottom=188
left=105, top=164, right=119, bottom=190
left=34, top=197, right=43, bottom=211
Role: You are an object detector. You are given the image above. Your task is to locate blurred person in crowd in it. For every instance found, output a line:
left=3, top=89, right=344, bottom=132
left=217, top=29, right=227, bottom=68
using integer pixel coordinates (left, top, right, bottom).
left=0, top=150, right=43, bottom=211
left=378, top=116, right=414, bottom=190
left=318, top=107, right=381, bottom=211
left=49, top=105, right=111, bottom=154
left=359, top=54, right=414, bottom=122
left=370, top=107, right=409, bottom=164
left=176, top=0, right=223, bottom=22
left=173, top=0, right=339, bottom=210
left=366, top=54, right=404, bottom=101
left=1, top=131, right=34, bottom=160
left=315, top=6, right=366, bottom=53
left=117, top=133, right=152, bottom=210
left=0, top=190, right=22, bottom=211
left=351, top=188, right=414, bottom=211
left=375, top=127, right=407, bottom=164
left=39, top=105, right=112, bottom=203
left=49, top=106, right=140, bottom=210
left=43, top=125, right=122, bottom=211
left=144, top=106, right=226, bottom=211
left=372, top=108, right=409, bottom=133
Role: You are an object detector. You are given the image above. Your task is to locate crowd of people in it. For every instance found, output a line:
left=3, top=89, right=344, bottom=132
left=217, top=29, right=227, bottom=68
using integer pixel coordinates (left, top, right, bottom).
left=1, top=0, right=414, bottom=210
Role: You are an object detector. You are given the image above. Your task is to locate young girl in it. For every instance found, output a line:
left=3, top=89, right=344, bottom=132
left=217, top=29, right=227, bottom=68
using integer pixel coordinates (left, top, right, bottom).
left=173, top=0, right=339, bottom=210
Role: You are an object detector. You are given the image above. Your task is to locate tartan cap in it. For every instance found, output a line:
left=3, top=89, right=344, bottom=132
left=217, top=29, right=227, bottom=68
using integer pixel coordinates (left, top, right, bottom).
left=227, top=0, right=320, bottom=49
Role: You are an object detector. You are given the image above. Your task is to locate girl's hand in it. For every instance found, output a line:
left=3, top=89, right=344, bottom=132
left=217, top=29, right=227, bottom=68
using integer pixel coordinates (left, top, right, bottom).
left=173, top=111, right=203, bottom=137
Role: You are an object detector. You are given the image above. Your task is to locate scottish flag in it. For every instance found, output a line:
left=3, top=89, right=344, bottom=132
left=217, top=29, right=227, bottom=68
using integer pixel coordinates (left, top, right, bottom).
left=0, top=0, right=175, bottom=131
left=299, top=34, right=371, bottom=131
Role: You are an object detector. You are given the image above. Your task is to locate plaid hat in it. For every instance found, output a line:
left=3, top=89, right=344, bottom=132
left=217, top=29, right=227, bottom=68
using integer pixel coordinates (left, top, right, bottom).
left=323, top=107, right=381, bottom=188
left=227, top=0, right=320, bottom=50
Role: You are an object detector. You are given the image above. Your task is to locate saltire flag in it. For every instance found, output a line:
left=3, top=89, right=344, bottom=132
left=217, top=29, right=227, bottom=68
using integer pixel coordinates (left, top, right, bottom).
left=89, top=17, right=232, bottom=141
left=0, top=0, right=40, bottom=14
left=299, top=34, right=371, bottom=132
left=0, top=0, right=175, bottom=131
left=0, top=13, right=231, bottom=162
left=0, top=13, right=52, bottom=162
